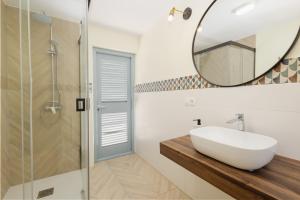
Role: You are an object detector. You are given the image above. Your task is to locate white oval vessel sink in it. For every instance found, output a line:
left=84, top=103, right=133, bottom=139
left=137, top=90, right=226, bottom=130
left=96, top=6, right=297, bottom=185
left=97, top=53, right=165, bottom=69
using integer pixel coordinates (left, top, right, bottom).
left=190, top=126, right=277, bottom=171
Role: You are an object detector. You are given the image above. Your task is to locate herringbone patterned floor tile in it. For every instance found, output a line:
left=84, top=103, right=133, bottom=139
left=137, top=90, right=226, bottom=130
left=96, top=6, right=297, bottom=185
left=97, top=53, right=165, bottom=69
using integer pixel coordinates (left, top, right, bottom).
left=90, top=154, right=191, bottom=200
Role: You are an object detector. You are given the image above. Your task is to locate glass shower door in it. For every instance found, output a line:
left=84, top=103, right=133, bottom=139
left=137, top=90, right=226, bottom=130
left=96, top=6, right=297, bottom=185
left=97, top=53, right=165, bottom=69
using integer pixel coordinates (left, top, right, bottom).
left=1, top=0, right=89, bottom=198
left=0, top=0, right=32, bottom=198
left=19, top=0, right=89, bottom=199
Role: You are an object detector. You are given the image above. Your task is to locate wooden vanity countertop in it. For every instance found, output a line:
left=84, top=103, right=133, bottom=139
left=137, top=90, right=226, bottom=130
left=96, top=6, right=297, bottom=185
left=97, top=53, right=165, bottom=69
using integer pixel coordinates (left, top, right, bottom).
left=160, top=135, right=300, bottom=200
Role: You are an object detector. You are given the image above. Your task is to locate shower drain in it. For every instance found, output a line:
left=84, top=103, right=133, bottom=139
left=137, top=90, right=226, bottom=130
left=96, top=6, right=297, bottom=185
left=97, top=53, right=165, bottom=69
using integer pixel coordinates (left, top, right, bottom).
left=37, top=187, right=54, bottom=199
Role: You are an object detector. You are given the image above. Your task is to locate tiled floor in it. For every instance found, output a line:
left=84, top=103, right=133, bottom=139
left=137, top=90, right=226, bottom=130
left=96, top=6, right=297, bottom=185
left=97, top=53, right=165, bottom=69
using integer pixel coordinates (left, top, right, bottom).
left=90, top=154, right=191, bottom=200
left=5, top=154, right=190, bottom=200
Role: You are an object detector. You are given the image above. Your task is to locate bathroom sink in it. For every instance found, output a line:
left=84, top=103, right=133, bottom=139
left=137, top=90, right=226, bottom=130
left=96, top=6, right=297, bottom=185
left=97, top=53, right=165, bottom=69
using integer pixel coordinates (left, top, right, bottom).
left=190, top=126, right=277, bottom=171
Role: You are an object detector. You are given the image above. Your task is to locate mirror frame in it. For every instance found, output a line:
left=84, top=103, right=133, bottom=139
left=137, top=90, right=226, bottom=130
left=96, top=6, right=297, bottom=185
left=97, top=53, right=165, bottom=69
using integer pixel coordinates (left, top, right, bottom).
left=192, top=0, right=300, bottom=87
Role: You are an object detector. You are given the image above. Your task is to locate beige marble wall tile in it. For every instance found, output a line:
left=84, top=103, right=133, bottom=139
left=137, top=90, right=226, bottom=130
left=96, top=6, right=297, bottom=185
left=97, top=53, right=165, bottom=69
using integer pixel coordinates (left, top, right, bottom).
left=31, top=12, right=81, bottom=180
left=1, top=5, right=82, bottom=195
left=1, top=1, right=9, bottom=198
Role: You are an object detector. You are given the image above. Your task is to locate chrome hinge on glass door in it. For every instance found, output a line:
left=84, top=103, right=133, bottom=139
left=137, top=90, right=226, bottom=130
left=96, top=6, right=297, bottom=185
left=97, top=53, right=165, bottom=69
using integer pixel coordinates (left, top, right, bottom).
left=76, top=98, right=90, bottom=112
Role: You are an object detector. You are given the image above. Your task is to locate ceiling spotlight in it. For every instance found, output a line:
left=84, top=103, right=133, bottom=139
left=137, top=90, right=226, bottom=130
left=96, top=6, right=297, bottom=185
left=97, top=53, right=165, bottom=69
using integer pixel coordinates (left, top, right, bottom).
left=232, top=2, right=256, bottom=16
left=168, top=7, right=192, bottom=22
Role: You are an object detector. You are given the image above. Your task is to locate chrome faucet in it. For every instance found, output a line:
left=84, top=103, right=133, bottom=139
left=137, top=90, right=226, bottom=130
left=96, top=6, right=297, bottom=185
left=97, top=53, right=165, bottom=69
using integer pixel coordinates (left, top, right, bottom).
left=226, top=113, right=245, bottom=131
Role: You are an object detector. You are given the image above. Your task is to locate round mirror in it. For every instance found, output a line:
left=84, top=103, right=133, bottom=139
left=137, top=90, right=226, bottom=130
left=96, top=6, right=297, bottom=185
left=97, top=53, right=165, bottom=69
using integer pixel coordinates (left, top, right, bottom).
left=192, top=0, right=300, bottom=86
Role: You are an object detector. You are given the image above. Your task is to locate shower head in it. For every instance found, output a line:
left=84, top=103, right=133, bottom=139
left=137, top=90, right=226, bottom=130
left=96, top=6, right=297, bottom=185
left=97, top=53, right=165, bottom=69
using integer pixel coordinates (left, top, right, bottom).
left=31, top=12, right=52, bottom=24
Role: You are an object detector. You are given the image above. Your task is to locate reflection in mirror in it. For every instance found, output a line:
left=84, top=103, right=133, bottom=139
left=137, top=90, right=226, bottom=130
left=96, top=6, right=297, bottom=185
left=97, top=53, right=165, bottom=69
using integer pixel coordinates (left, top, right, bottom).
left=193, top=0, right=300, bottom=86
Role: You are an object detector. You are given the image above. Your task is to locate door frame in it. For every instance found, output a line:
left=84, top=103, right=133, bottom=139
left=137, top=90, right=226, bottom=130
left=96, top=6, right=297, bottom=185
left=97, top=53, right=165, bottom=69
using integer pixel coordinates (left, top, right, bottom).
left=93, top=47, right=135, bottom=162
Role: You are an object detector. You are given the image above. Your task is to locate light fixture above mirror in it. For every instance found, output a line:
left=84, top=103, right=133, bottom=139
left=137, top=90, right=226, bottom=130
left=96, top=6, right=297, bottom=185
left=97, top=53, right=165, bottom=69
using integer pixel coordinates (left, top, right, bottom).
left=168, top=7, right=192, bottom=22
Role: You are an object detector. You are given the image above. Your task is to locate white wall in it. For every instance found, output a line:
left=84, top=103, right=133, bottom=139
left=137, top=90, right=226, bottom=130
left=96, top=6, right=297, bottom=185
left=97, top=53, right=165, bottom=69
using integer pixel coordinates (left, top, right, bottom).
left=135, top=0, right=300, bottom=199
left=88, top=23, right=140, bottom=166
left=135, top=10, right=198, bottom=83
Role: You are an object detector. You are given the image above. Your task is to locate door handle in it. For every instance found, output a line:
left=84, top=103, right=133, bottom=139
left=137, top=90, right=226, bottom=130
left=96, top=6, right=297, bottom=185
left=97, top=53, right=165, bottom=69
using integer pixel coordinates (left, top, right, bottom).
left=76, top=98, right=86, bottom=112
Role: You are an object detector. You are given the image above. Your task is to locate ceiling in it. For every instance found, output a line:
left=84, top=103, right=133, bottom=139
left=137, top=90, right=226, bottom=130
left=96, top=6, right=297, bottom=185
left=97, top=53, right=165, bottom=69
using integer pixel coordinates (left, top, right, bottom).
left=88, top=0, right=182, bottom=35
left=5, top=0, right=299, bottom=41
left=4, top=0, right=184, bottom=35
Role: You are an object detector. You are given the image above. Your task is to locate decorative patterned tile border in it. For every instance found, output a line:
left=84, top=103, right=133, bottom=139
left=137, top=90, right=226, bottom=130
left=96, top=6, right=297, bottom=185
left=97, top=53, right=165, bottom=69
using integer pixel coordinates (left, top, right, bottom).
left=135, top=57, right=300, bottom=93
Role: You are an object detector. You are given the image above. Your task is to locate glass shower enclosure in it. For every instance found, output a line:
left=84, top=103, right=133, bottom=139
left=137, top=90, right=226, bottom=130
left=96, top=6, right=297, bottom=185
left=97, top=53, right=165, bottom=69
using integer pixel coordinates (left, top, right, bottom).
left=1, top=0, right=89, bottom=199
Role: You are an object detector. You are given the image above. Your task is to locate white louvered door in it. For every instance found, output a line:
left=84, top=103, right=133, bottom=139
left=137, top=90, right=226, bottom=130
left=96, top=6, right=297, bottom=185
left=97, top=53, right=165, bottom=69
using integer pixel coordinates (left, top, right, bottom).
left=94, top=48, right=133, bottom=161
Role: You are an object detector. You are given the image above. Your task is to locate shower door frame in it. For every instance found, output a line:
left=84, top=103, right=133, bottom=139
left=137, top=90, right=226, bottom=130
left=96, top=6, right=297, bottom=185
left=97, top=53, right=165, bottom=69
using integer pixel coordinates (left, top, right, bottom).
left=79, top=2, right=90, bottom=196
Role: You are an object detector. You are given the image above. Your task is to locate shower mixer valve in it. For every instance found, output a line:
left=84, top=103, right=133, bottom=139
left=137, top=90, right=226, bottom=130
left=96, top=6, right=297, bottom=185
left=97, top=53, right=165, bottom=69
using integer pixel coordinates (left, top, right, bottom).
left=45, top=101, right=62, bottom=114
